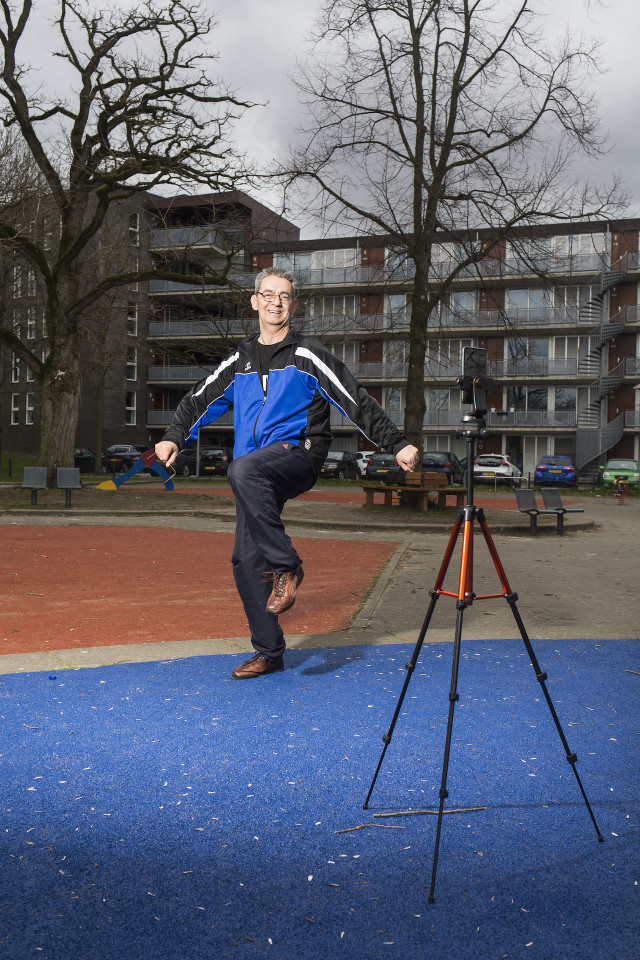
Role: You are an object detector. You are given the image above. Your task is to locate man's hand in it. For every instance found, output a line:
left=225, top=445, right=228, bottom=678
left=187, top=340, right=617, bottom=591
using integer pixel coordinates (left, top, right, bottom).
left=155, top=440, right=179, bottom=467
left=396, top=444, right=420, bottom=472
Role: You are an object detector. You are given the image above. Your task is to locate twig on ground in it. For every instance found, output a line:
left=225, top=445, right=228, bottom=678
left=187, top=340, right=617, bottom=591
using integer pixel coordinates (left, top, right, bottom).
left=373, top=806, right=487, bottom=818
left=334, top=823, right=405, bottom=834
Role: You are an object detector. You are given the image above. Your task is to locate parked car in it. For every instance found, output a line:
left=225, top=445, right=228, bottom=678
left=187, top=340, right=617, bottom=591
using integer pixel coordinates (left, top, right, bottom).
left=74, top=447, right=97, bottom=473
left=354, top=450, right=377, bottom=477
left=599, top=458, right=640, bottom=490
left=101, top=444, right=147, bottom=474
left=534, top=455, right=578, bottom=487
left=365, top=452, right=404, bottom=484
left=198, top=446, right=234, bottom=477
left=422, top=451, right=465, bottom=484
left=172, top=447, right=199, bottom=478
left=319, top=449, right=360, bottom=480
left=474, top=453, right=522, bottom=486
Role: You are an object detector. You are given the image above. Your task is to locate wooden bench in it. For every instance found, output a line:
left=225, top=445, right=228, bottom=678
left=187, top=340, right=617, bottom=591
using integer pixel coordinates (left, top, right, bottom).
left=362, top=471, right=466, bottom=512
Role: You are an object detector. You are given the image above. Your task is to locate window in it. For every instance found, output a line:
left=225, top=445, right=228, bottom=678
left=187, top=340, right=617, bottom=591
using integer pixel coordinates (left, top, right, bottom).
left=11, top=354, right=20, bottom=383
left=129, top=212, right=140, bottom=246
left=312, top=248, right=358, bottom=270
left=26, top=365, right=34, bottom=383
left=127, top=303, right=138, bottom=336
left=129, top=257, right=139, bottom=291
left=12, top=308, right=20, bottom=335
left=26, top=268, right=36, bottom=296
left=11, top=264, right=22, bottom=298
left=507, top=386, right=548, bottom=411
left=428, top=388, right=449, bottom=411
left=386, top=294, right=409, bottom=325
left=310, top=295, right=357, bottom=318
left=11, top=393, right=19, bottom=425
left=331, top=343, right=356, bottom=364
left=126, top=346, right=138, bottom=381
left=384, top=387, right=403, bottom=416
left=25, top=393, right=35, bottom=425
left=26, top=307, right=37, bottom=339
left=125, top=391, right=137, bottom=426
left=506, top=337, right=548, bottom=374
left=555, top=388, right=576, bottom=410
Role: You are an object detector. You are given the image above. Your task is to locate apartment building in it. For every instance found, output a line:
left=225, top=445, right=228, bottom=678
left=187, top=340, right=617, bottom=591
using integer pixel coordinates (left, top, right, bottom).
left=146, top=196, right=640, bottom=479
left=3, top=190, right=640, bottom=479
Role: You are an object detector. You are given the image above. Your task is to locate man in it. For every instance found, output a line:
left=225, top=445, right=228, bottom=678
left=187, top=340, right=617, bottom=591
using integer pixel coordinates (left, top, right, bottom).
left=155, top=267, right=419, bottom=679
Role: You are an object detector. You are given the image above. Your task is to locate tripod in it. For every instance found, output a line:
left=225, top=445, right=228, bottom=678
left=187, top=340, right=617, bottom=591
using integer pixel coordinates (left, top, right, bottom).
left=363, top=415, right=603, bottom=903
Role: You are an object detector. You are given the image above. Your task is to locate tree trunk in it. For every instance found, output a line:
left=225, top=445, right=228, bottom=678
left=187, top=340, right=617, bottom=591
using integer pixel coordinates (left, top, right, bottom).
left=404, top=262, right=429, bottom=454
left=39, top=341, right=82, bottom=486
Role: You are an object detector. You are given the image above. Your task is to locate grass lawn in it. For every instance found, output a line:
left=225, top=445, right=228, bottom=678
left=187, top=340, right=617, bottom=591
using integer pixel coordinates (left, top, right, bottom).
left=0, top=451, right=38, bottom=483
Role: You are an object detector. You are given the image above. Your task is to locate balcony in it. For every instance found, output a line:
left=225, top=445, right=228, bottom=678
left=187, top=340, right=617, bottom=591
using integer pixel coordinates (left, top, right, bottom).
left=147, top=410, right=234, bottom=427
left=150, top=227, right=227, bottom=251
left=148, top=318, right=248, bottom=337
left=148, top=365, right=216, bottom=382
left=488, top=358, right=582, bottom=378
left=486, top=409, right=576, bottom=428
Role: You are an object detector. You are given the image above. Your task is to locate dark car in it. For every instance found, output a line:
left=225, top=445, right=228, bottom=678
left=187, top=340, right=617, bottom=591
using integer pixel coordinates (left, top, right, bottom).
left=74, top=447, right=97, bottom=473
left=319, top=449, right=360, bottom=480
left=198, top=446, right=234, bottom=477
left=173, top=447, right=199, bottom=478
left=101, top=444, right=147, bottom=474
left=365, top=452, right=404, bottom=484
left=421, top=451, right=465, bottom=484
left=534, top=455, right=578, bottom=486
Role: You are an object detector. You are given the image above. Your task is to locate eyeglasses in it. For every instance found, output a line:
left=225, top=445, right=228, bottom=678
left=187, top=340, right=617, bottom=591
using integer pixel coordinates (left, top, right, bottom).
left=257, top=290, right=294, bottom=304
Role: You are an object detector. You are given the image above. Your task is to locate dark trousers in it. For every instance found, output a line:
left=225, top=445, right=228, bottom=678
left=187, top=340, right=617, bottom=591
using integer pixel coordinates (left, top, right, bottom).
left=227, top=442, right=316, bottom=659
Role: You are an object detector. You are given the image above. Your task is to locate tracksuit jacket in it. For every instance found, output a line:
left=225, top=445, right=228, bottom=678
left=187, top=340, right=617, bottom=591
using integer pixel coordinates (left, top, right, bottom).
left=162, top=327, right=409, bottom=473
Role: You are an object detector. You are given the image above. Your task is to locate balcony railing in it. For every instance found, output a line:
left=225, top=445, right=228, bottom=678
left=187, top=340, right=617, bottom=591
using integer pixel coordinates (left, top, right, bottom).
left=147, top=410, right=234, bottom=427
left=150, top=227, right=227, bottom=250
left=625, top=357, right=640, bottom=377
left=147, top=250, right=610, bottom=297
left=488, top=358, right=581, bottom=378
left=148, top=365, right=216, bottom=382
left=486, top=409, right=576, bottom=428
left=148, top=319, right=248, bottom=337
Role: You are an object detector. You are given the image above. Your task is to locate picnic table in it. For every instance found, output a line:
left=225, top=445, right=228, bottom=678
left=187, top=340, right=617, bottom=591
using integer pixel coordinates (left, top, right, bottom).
left=362, top=471, right=466, bottom=511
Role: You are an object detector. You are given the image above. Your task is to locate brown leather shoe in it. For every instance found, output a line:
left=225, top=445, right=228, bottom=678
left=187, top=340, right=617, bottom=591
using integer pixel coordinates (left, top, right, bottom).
left=231, top=652, right=284, bottom=679
left=266, top=564, right=304, bottom=615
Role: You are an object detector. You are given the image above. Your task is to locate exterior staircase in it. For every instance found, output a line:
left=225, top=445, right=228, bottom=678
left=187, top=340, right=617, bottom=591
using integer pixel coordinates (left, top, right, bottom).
left=574, top=266, right=627, bottom=470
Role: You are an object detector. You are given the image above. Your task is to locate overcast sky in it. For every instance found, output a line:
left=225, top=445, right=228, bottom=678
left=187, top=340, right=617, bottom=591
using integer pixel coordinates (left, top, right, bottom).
left=18, top=0, right=640, bottom=235
left=213, top=0, right=640, bottom=234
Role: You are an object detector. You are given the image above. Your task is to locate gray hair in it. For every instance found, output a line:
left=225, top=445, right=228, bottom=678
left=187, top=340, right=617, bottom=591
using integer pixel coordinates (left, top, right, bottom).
left=254, top=266, right=297, bottom=300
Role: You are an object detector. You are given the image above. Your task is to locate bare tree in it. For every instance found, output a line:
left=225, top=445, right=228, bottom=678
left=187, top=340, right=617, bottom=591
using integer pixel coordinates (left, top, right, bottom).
left=281, top=0, right=626, bottom=448
left=0, top=0, right=251, bottom=480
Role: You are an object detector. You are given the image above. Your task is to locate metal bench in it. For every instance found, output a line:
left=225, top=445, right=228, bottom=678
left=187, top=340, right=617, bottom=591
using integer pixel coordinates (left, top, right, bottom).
left=22, top=466, right=48, bottom=505
left=57, top=467, right=82, bottom=508
left=515, top=487, right=563, bottom=535
left=540, top=486, right=584, bottom=535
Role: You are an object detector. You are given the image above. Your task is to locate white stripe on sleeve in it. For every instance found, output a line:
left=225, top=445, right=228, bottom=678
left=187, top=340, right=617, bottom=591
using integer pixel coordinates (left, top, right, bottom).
left=295, top=346, right=357, bottom=405
left=193, top=352, right=239, bottom=398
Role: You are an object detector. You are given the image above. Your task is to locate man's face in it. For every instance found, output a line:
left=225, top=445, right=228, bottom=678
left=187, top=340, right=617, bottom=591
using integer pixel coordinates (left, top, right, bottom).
left=251, top=275, right=297, bottom=339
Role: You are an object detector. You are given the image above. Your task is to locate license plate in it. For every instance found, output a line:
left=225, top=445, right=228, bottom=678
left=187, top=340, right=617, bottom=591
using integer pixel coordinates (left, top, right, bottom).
left=480, top=472, right=493, bottom=477
left=549, top=469, right=561, bottom=474
left=378, top=469, right=388, bottom=473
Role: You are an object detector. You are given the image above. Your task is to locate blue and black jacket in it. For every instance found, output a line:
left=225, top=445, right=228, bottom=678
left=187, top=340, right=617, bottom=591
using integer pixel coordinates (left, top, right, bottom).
left=162, top=327, right=408, bottom=475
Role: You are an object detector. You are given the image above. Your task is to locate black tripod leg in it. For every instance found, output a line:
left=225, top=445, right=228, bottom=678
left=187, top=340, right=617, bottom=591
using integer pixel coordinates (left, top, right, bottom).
left=363, top=518, right=462, bottom=810
left=363, top=588, right=441, bottom=810
left=506, top=594, right=604, bottom=842
left=428, top=600, right=465, bottom=904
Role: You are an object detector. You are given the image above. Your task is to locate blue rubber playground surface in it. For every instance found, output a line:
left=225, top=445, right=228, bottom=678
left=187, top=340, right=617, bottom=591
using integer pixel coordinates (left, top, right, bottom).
left=0, top=637, right=637, bottom=960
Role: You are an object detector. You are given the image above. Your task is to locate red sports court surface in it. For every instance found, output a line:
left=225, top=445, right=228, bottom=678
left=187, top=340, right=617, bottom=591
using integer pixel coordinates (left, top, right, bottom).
left=0, top=527, right=399, bottom=656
